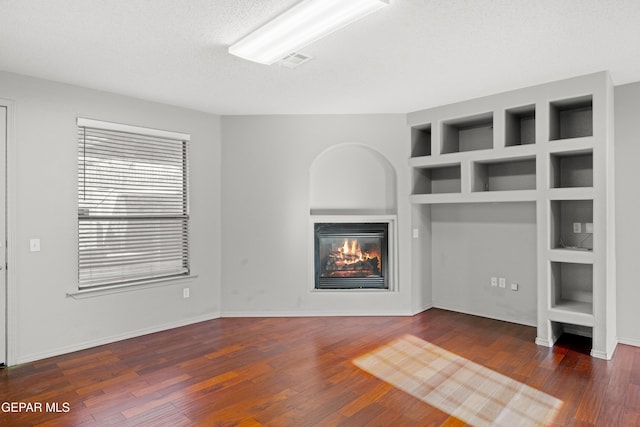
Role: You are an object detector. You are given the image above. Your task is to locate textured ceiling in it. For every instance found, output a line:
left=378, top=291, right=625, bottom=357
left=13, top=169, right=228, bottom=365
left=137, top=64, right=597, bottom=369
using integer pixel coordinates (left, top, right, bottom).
left=1, top=0, right=640, bottom=115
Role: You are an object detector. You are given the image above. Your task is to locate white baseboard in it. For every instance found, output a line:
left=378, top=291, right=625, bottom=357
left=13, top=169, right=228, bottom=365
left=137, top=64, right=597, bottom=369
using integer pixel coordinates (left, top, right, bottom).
left=219, top=309, right=414, bottom=317
left=535, top=337, right=554, bottom=347
left=16, top=312, right=220, bottom=365
left=617, top=337, right=640, bottom=348
left=411, top=304, right=433, bottom=316
left=432, top=303, right=537, bottom=328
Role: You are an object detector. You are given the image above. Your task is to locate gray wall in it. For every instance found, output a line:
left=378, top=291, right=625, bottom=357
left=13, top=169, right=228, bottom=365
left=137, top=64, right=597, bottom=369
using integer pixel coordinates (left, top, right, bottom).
left=220, top=115, right=420, bottom=315
left=430, top=202, right=538, bottom=325
left=3, top=70, right=639, bottom=363
left=0, top=72, right=222, bottom=363
left=614, top=81, right=640, bottom=345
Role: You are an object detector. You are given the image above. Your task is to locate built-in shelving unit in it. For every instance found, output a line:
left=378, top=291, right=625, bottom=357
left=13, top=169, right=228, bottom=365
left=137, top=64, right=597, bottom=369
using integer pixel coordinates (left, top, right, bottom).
left=408, top=72, right=616, bottom=359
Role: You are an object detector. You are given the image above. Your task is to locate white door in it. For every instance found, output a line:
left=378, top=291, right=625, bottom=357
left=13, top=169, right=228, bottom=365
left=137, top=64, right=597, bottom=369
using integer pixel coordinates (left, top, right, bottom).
left=0, top=106, right=5, bottom=365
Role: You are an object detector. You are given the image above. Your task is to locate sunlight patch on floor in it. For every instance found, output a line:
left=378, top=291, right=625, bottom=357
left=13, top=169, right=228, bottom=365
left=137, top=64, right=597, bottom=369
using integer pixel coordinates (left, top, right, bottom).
left=353, top=334, right=562, bottom=427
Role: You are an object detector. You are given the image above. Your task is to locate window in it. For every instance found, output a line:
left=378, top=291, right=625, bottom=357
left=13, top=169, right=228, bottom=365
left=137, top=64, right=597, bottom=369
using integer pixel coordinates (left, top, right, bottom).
left=77, top=118, right=190, bottom=289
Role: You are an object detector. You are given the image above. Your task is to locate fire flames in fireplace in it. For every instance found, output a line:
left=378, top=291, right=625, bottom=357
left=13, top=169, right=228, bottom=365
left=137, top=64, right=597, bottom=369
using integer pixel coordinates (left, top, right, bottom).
left=323, top=238, right=381, bottom=278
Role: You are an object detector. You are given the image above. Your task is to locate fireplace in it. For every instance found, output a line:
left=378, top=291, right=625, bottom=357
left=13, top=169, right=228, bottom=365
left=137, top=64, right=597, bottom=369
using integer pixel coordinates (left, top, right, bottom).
left=314, top=222, right=388, bottom=289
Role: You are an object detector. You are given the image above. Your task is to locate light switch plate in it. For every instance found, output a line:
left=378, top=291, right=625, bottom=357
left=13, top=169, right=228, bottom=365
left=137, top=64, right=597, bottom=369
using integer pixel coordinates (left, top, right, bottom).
left=30, top=238, right=41, bottom=252
left=585, top=222, right=593, bottom=233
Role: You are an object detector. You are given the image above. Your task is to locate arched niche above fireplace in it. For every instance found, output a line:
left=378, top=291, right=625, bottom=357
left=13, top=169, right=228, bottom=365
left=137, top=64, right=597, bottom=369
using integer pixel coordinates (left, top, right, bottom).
left=309, top=143, right=397, bottom=215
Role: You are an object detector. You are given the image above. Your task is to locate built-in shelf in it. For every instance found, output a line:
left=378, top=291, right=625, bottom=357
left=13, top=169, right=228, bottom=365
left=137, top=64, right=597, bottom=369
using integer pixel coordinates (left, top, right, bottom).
left=505, top=104, right=536, bottom=146
left=411, top=190, right=537, bottom=205
left=441, top=112, right=493, bottom=154
left=411, top=124, right=431, bottom=158
left=550, top=95, right=593, bottom=141
left=550, top=261, right=593, bottom=316
left=548, top=187, right=594, bottom=201
left=473, top=157, right=536, bottom=192
left=550, top=150, right=593, bottom=188
left=550, top=199, right=593, bottom=251
left=552, top=299, right=593, bottom=316
left=413, top=164, right=461, bottom=195
left=407, top=72, right=614, bottom=359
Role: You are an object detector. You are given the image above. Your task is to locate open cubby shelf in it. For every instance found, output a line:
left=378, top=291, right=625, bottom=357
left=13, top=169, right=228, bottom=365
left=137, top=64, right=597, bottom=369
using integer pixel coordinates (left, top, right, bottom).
left=550, top=199, right=593, bottom=251
left=550, top=261, right=593, bottom=315
left=505, top=105, right=536, bottom=146
left=550, top=95, right=593, bottom=141
left=441, top=112, right=493, bottom=154
left=411, top=124, right=431, bottom=158
left=473, top=157, right=536, bottom=192
left=413, top=164, right=461, bottom=195
left=550, top=151, right=593, bottom=188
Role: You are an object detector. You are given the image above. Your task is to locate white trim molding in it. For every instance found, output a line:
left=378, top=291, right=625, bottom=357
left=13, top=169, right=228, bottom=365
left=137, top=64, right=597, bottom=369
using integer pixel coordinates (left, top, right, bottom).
left=1, top=98, right=17, bottom=366
left=77, top=117, right=190, bottom=141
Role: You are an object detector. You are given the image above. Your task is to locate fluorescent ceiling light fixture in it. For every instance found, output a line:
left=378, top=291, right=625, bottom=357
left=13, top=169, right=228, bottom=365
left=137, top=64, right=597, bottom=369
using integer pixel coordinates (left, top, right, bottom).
left=229, top=0, right=390, bottom=65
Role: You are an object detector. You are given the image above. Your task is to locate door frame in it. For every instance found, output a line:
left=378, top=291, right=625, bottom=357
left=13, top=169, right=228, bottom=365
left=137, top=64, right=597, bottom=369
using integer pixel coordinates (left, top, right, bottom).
left=0, top=99, right=16, bottom=366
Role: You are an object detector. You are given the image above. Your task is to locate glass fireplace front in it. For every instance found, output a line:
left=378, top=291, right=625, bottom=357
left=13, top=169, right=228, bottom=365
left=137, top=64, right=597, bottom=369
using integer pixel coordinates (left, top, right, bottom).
left=314, top=222, right=388, bottom=289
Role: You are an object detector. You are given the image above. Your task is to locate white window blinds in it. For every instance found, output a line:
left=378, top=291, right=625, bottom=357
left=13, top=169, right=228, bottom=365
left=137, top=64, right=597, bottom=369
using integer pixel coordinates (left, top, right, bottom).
left=78, top=118, right=190, bottom=289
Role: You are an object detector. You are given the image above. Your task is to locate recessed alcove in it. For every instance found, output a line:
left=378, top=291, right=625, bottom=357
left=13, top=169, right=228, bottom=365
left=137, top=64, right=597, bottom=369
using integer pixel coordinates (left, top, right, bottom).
left=505, top=105, right=536, bottom=146
left=550, top=95, right=593, bottom=140
left=309, top=144, right=398, bottom=292
left=310, top=143, right=397, bottom=215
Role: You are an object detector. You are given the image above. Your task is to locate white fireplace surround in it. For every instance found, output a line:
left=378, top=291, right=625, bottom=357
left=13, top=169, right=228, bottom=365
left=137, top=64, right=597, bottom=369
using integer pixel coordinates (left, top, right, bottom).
left=309, top=215, right=398, bottom=292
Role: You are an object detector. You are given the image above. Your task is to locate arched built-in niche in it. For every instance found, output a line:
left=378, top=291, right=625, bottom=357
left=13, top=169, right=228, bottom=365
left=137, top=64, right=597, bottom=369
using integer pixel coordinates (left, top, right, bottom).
left=309, top=143, right=397, bottom=214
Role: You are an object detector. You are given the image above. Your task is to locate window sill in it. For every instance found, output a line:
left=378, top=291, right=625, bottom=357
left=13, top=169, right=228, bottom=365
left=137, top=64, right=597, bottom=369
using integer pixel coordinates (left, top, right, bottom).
left=66, top=274, right=199, bottom=299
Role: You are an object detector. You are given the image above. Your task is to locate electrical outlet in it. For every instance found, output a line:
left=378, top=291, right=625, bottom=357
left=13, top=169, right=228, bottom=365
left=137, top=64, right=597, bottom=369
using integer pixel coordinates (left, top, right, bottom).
left=491, top=277, right=498, bottom=287
left=412, top=228, right=419, bottom=239
left=183, top=288, right=190, bottom=299
left=573, top=222, right=582, bottom=233
left=511, top=283, right=519, bottom=291
left=499, top=277, right=506, bottom=288
left=585, top=222, right=593, bottom=233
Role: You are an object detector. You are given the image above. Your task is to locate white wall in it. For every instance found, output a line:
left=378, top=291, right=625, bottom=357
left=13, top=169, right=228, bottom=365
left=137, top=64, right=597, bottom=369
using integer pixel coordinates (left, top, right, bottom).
left=430, top=202, right=538, bottom=326
left=0, top=71, right=222, bottom=363
left=220, top=115, right=416, bottom=315
left=614, top=81, right=640, bottom=346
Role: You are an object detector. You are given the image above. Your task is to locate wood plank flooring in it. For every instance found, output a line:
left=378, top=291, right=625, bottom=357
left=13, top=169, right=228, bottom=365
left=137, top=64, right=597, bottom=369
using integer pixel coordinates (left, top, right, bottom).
left=1, top=308, right=639, bottom=426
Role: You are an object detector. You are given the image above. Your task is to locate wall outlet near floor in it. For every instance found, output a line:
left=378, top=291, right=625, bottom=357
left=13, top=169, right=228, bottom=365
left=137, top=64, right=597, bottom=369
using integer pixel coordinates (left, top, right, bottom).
left=573, top=222, right=582, bottom=233
left=499, top=277, right=506, bottom=288
left=491, top=277, right=498, bottom=287
left=183, top=288, right=190, bottom=299
left=511, top=283, right=519, bottom=291
left=585, top=222, right=593, bottom=233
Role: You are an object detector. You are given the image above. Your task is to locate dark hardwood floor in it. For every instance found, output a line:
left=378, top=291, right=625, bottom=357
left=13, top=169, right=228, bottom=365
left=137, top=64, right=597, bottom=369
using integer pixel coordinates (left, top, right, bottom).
left=1, top=308, right=639, bottom=426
